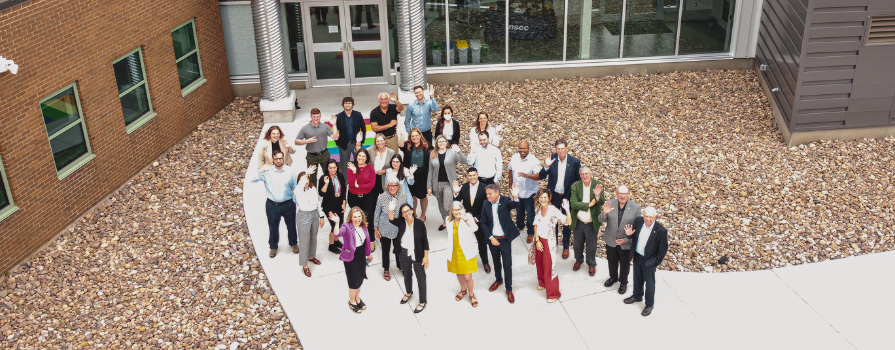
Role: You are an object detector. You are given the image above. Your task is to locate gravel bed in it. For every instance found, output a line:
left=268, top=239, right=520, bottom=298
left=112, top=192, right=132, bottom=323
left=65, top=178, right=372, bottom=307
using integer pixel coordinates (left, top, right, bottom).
left=0, top=97, right=301, bottom=349
left=1, top=70, right=893, bottom=349
left=440, top=69, right=895, bottom=272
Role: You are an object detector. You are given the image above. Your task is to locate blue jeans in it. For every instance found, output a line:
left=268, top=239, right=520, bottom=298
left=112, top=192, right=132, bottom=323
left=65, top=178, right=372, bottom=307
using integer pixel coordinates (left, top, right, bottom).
left=516, top=195, right=535, bottom=235
left=632, top=254, right=657, bottom=307
left=266, top=199, right=298, bottom=249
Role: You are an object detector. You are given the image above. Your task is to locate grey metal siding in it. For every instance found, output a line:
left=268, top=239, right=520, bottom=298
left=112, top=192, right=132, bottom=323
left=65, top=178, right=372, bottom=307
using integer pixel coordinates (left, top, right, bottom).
left=756, top=0, right=808, bottom=126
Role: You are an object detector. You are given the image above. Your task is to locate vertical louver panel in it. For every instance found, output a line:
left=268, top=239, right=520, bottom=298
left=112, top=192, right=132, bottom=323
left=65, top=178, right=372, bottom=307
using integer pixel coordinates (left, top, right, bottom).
left=867, top=15, right=895, bottom=44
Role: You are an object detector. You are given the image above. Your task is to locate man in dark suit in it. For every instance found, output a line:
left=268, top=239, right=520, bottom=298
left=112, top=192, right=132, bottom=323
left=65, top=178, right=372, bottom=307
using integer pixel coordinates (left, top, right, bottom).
left=479, top=183, right=521, bottom=303
left=452, top=167, right=491, bottom=273
left=538, top=139, right=581, bottom=259
left=334, top=96, right=366, bottom=175
left=623, top=207, right=668, bottom=316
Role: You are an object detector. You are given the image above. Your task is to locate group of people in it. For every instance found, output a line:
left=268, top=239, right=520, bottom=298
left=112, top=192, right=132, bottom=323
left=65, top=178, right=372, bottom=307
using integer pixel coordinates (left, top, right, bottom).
left=252, top=85, right=669, bottom=317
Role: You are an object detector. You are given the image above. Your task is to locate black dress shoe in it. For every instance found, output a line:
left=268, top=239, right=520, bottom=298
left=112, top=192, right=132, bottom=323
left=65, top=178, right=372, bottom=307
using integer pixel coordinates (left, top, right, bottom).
left=623, top=296, right=642, bottom=304
left=438, top=224, right=446, bottom=231
left=641, top=306, right=653, bottom=316
left=618, top=283, right=627, bottom=294
left=483, top=264, right=491, bottom=274
left=604, top=278, right=617, bottom=287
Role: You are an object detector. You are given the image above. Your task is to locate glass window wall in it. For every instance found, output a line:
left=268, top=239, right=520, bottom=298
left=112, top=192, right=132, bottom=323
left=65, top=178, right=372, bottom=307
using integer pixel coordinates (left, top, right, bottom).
left=622, top=0, right=679, bottom=58
left=566, top=0, right=622, bottom=60
left=678, top=0, right=735, bottom=54
left=445, top=0, right=506, bottom=65
left=507, top=0, right=565, bottom=63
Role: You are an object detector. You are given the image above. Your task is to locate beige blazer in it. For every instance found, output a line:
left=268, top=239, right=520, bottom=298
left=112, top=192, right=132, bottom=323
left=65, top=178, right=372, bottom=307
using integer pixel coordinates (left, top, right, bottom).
left=257, top=139, right=295, bottom=169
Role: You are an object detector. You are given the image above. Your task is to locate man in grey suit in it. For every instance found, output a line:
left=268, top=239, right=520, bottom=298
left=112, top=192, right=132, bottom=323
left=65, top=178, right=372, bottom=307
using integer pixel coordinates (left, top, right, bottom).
left=598, top=185, right=641, bottom=294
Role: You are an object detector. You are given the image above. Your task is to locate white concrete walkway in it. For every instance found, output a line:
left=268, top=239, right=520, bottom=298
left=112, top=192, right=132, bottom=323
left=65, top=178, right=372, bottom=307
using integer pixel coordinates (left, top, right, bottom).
left=242, top=86, right=893, bottom=350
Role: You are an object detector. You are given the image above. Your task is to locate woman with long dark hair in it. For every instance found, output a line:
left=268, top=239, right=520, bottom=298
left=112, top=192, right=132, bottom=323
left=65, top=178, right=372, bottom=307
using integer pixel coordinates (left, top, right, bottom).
left=433, top=105, right=461, bottom=146
left=319, top=159, right=346, bottom=254
left=347, top=148, right=378, bottom=250
left=468, top=111, right=502, bottom=148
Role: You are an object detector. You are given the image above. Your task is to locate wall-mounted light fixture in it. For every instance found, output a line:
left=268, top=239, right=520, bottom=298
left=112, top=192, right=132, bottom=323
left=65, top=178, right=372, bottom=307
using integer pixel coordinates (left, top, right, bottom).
left=0, top=56, right=19, bottom=75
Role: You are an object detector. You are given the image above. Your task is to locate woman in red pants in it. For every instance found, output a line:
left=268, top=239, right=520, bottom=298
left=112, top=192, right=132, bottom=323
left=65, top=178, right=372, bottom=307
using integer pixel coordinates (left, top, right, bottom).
left=532, top=189, right=571, bottom=302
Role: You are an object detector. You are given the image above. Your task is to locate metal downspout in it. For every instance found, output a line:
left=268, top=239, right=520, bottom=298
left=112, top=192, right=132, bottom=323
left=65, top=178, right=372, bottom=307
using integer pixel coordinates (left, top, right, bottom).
left=252, top=0, right=290, bottom=100
left=395, top=0, right=427, bottom=92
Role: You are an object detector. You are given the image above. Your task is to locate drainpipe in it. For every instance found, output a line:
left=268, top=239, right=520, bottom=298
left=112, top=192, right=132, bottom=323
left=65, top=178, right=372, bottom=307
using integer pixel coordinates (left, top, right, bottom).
left=252, top=0, right=295, bottom=122
left=395, top=0, right=427, bottom=93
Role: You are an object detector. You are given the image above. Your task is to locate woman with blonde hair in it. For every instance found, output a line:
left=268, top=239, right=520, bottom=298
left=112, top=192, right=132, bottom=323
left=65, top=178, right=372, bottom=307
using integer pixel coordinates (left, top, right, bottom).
left=371, top=133, right=395, bottom=197
left=428, top=134, right=467, bottom=231
left=331, top=207, right=374, bottom=313
left=446, top=201, right=480, bottom=307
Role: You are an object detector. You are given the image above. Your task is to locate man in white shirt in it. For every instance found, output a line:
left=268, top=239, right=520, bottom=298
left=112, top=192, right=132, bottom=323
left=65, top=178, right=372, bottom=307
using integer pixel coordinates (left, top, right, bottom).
left=507, top=140, right=542, bottom=243
left=568, top=167, right=605, bottom=277
left=466, top=131, right=502, bottom=186
left=623, top=207, right=668, bottom=317
left=479, top=184, right=521, bottom=303
left=538, top=139, right=581, bottom=259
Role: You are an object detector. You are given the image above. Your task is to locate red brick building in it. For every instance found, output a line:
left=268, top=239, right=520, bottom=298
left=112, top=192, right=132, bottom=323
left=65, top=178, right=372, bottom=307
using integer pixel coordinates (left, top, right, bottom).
left=0, top=0, right=232, bottom=273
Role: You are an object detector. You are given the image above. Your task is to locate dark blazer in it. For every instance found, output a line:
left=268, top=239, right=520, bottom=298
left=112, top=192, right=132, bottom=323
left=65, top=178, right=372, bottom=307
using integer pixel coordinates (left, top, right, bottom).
left=390, top=217, right=430, bottom=263
left=538, top=153, right=581, bottom=200
left=434, top=119, right=462, bottom=146
left=628, top=217, right=669, bottom=269
left=334, top=110, right=365, bottom=149
left=454, top=181, right=487, bottom=220
left=318, top=172, right=347, bottom=213
left=479, top=195, right=521, bottom=241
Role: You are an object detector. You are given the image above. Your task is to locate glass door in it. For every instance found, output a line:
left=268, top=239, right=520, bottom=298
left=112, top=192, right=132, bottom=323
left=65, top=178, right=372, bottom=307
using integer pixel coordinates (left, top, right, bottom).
left=303, top=0, right=389, bottom=87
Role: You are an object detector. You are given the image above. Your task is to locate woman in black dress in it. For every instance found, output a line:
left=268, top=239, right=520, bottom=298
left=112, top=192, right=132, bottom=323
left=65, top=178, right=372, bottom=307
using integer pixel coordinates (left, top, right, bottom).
left=318, top=159, right=346, bottom=254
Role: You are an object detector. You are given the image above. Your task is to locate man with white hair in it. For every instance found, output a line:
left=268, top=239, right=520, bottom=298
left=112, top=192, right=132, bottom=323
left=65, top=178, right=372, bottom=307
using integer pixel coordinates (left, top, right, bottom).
left=599, top=185, right=641, bottom=294
left=370, top=91, right=404, bottom=153
left=623, top=206, right=668, bottom=316
left=568, top=166, right=606, bottom=277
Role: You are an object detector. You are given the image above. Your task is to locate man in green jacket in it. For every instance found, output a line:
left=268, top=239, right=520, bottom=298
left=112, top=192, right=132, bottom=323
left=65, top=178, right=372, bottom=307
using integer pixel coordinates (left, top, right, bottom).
left=569, top=166, right=606, bottom=276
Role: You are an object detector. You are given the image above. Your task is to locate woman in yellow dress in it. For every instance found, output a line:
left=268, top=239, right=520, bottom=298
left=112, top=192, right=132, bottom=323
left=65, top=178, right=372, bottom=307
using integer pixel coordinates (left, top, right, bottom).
left=446, top=201, right=480, bottom=307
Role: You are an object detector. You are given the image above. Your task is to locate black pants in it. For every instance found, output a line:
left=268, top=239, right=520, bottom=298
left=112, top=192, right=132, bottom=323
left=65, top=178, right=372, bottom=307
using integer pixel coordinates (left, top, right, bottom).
left=399, top=252, right=427, bottom=303
left=632, top=253, right=656, bottom=307
left=353, top=5, right=374, bottom=28
left=348, top=192, right=377, bottom=242
left=488, top=237, right=513, bottom=291
left=606, top=244, right=631, bottom=284
left=472, top=227, right=489, bottom=265
left=550, top=192, right=571, bottom=249
left=379, top=236, right=401, bottom=270
left=266, top=199, right=297, bottom=249
left=478, top=176, right=495, bottom=186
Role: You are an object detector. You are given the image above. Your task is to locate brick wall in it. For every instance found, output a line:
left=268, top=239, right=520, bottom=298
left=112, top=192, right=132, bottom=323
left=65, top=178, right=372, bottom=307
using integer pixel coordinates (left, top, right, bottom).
left=0, top=0, right=233, bottom=273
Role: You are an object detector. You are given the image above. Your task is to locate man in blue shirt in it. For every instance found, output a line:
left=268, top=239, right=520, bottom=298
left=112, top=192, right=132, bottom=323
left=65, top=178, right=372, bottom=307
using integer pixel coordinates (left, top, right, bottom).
left=404, top=85, right=438, bottom=145
left=251, top=150, right=299, bottom=258
left=623, top=207, right=668, bottom=316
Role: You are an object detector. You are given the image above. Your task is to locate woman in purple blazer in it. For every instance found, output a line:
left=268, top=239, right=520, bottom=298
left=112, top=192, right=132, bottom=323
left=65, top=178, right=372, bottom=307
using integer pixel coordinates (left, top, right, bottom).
left=330, top=207, right=374, bottom=313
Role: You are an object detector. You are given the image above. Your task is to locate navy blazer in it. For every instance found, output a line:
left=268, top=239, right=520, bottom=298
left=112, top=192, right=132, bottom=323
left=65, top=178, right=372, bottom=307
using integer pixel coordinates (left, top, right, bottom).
left=538, top=153, right=581, bottom=200
left=334, top=110, right=365, bottom=149
left=628, top=217, right=669, bottom=269
left=479, top=195, right=521, bottom=241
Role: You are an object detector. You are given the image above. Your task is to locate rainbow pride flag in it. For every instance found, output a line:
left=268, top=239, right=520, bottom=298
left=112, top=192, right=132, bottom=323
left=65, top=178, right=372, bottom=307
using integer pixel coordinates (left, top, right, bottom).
left=324, top=119, right=375, bottom=162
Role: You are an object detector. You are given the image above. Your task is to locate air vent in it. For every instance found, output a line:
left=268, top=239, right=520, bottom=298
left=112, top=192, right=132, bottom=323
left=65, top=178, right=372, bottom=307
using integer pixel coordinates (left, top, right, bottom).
left=867, top=15, right=895, bottom=44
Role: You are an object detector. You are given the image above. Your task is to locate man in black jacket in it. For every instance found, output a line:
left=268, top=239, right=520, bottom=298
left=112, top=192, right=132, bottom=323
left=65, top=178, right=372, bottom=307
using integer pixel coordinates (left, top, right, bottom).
left=623, top=207, right=668, bottom=316
left=453, top=168, right=491, bottom=273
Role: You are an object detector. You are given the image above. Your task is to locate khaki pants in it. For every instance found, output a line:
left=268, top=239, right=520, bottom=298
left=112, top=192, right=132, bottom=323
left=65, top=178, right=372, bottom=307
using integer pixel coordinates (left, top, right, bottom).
left=384, top=133, right=399, bottom=154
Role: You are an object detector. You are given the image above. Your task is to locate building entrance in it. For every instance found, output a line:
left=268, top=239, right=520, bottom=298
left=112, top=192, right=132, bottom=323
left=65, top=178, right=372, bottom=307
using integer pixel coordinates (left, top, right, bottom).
left=302, top=0, right=390, bottom=87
